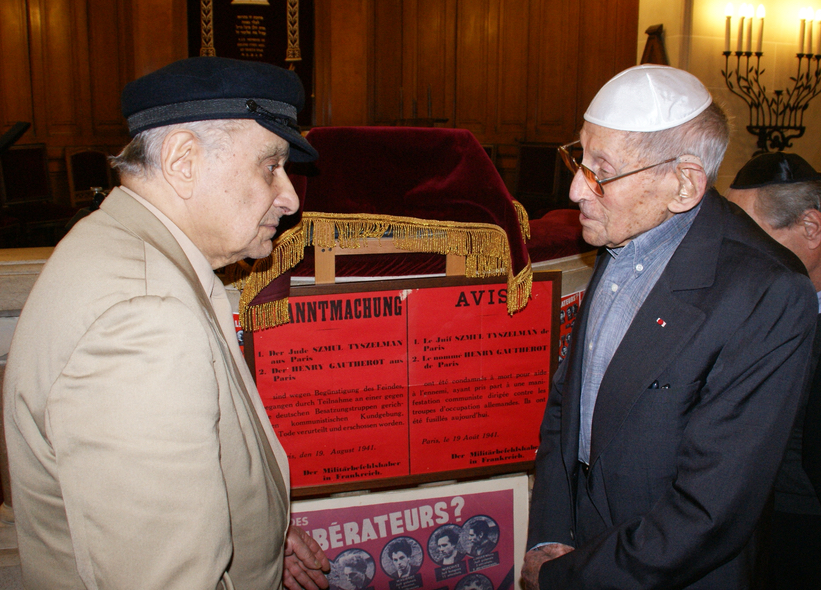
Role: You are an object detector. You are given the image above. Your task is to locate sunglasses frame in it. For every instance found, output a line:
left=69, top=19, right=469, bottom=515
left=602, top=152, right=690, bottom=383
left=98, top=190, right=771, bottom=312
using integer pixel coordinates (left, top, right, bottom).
left=559, top=140, right=678, bottom=197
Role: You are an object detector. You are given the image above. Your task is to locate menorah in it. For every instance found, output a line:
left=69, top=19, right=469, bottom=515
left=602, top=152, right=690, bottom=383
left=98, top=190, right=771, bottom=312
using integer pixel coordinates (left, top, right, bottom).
left=722, top=50, right=821, bottom=154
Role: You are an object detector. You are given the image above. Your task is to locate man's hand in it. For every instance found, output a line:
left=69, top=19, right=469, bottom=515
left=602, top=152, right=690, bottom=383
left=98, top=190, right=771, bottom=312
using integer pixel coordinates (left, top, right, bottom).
left=283, top=525, right=331, bottom=590
left=521, top=544, right=574, bottom=590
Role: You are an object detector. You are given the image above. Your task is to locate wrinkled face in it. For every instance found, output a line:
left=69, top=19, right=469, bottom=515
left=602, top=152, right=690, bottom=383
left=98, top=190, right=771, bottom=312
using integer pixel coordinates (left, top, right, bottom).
left=437, top=537, right=456, bottom=558
left=726, top=188, right=807, bottom=260
left=391, top=551, right=410, bottom=574
left=570, top=123, right=678, bottom=248
left=192, top=121, right=299, bottom=268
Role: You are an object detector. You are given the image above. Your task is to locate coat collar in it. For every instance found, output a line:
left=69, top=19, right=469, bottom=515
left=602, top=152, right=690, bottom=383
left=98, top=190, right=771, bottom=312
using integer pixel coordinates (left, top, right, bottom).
left=100, top=187, right=206, bottom=304
left=662, top=189, right=724, bottom=292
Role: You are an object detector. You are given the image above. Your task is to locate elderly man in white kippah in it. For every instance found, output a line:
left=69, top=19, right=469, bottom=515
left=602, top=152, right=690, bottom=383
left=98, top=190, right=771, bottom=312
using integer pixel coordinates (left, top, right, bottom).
left=522, top=65, right=818, bottom=589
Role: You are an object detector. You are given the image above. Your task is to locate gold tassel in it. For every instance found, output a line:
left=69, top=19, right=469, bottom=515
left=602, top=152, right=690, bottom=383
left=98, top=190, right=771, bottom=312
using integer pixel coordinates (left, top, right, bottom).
left=235, top=222, right=306, bottom=331
left=242, top=298, right=292, bottom=331
left=512, top=200, right=531, bottom=241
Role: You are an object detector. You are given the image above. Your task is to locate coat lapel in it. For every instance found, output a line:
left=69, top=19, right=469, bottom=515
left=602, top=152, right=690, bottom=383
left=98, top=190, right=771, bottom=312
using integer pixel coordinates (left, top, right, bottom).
left=99, top=188, right=289, bottom=504
left=561, top=249, right=609, bottom=470
left=589, top=282, right=706, bottom=465
left=585, top=191, right=724, bottom=468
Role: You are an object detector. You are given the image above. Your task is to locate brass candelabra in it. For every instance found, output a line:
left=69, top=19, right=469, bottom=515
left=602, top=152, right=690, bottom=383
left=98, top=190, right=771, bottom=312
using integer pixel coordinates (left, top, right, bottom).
left=722, top=50, right=821, bottom=154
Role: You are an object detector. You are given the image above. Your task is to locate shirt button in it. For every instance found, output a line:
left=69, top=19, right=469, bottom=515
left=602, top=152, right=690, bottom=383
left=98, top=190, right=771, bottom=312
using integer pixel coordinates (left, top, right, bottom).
left=636, top=263, right=644, bottom=272
left=611, top=283, right=618, bottom=292
left=588, top=343, right=593, bottom=351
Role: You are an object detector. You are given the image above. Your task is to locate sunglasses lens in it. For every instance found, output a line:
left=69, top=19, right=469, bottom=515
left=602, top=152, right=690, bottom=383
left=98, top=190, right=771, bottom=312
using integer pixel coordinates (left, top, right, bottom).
left=580, top=166, right=604, bottom=197
left=560, top=148, right=578, bottom=174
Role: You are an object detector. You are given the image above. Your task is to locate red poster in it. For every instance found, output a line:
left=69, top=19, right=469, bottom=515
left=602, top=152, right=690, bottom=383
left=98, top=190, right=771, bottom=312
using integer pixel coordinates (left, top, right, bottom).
left=291, top=476, right=528, bottom=590
left=253, top=275, right=558, bottom=489
left=406, top=284, right=552, bottom=474
left=557, top=290, right=584, bottom=365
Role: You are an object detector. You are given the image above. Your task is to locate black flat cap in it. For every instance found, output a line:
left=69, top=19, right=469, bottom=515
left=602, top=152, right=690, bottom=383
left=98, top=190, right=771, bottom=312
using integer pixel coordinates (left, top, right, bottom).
left=121, top=57, right=318, bottom=162
left=730, top=152, right=821, bottom=189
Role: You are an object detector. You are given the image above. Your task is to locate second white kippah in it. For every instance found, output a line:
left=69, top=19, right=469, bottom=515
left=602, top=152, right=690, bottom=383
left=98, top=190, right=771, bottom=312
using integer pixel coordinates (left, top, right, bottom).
left=584, top=65, right=712, bottom=132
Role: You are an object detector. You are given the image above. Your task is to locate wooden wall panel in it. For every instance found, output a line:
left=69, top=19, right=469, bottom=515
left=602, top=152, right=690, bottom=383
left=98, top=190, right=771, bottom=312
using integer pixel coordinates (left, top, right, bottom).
left=0, top=0, right=34, bottom=131
left=0, top=0, right=184, bottom=206
left=494, top=0, right=529, bottom=136
left=371, top=0, right=403, bottom=124
left=526, top=0, right=580, bottom=142
left=41, top=0, right=81, bottom=133
left=0, top=0, right=640, bottom=208
left=327, top=0, right=369, bottom=126
left=88, top=0, right=130, bottom=134
left=130, top=0, right=187, bottom=79
left=414, top=0, right=454, bottom=123
left=454, top=0, right=490, bottom=134
left=575, top=0, right=639, bottom=132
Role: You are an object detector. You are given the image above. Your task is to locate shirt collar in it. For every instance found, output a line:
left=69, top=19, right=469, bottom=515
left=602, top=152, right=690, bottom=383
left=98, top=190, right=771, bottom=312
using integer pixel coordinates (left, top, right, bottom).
left=606, top=202, right=702, bottom=262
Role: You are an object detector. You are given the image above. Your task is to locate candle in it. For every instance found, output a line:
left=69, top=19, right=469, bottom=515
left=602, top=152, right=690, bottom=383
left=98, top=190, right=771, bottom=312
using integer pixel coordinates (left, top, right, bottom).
left=809, top=14, right=815, bottom=55
left=746, top=4, right=753, bottom=52
left=815, top=9, right=821, bottom=54
left=756, top=5, right=765, bottom=53
left=800, top=9, right=807, bottom=54
left=737, top=5, right=746, bottom=53
left=725, top=4, right=734, bottom=53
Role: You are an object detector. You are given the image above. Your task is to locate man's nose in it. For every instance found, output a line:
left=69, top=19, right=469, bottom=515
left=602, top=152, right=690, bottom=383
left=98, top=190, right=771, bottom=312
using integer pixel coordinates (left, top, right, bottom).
left=275, top=174, right=300, bottom=215
left=568, top=169, right=590, bottom=203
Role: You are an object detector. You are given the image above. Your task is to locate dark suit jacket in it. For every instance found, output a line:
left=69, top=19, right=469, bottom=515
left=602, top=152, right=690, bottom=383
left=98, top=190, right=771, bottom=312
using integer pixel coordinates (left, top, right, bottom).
left=527, top=190, right=817, bottom=590
left=804, top=316, right=821, bottom=498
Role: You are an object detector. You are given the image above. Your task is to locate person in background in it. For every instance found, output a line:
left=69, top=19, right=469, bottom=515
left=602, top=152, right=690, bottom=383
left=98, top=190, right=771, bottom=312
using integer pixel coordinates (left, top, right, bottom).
left=726, top=152, right=821, bottom=589
left=522, top=65, right=817, bottom=590
left=3, top=57, right=329, bottom=589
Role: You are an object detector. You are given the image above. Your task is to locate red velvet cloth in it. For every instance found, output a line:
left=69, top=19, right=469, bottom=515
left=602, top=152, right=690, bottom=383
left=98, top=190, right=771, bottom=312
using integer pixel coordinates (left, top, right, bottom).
left=288, top=126, right=529, bottom=276
left=527, top=209, right=594, bottom=262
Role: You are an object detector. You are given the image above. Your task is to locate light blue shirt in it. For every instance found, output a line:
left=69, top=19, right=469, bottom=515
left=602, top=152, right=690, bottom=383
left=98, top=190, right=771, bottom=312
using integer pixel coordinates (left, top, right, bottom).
left=578, top=204, right=700, bottom=464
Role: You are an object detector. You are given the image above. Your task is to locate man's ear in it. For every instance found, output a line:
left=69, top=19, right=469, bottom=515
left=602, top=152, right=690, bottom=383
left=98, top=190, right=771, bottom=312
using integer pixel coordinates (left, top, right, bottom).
left=669, top=155, right=708, bottom=214
left=160, top=129, right=200, bottom=200
left=800, top=208, right=821, bottom=250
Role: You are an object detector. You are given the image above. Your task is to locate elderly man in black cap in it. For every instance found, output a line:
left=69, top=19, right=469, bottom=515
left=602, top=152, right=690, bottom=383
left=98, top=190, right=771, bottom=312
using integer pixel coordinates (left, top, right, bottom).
left=726, top=152, right=821, bottom=589
left=522, top=65, right=817, bottom=590
left=3, top=57, right=329, bottom=589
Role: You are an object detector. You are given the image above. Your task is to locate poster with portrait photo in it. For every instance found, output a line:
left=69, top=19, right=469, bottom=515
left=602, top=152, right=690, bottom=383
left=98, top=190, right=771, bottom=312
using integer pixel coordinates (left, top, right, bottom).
left=291, top=475, right=528, bottom=590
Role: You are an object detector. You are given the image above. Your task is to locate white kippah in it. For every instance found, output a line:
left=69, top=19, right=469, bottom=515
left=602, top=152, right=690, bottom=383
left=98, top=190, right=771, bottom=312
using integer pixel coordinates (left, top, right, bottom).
left=584, top=65, right=712, bottom=132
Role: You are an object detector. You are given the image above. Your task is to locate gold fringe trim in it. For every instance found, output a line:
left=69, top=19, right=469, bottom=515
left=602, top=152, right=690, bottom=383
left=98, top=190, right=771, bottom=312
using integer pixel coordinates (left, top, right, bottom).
left=303, top=212, right=532, bottom=315
left=506, top=259, right=533, bottom=316
left=244, top=298, right=292, bottom=332
left=303, top=213, right=509, bottom=277
left=512, top=200, right=531, bottom=241
left=233, top=212, right=534, bottom=331
left=231, top=223, right=306, bottom=331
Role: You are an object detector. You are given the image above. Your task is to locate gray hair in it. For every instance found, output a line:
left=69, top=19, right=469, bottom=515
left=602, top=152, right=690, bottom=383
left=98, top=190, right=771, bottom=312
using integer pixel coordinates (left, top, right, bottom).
left=109, top=119, right=244, bottom=178
left=622, top=101, right=731, bottom=187
left=753, top=180, right=821, bottom=229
